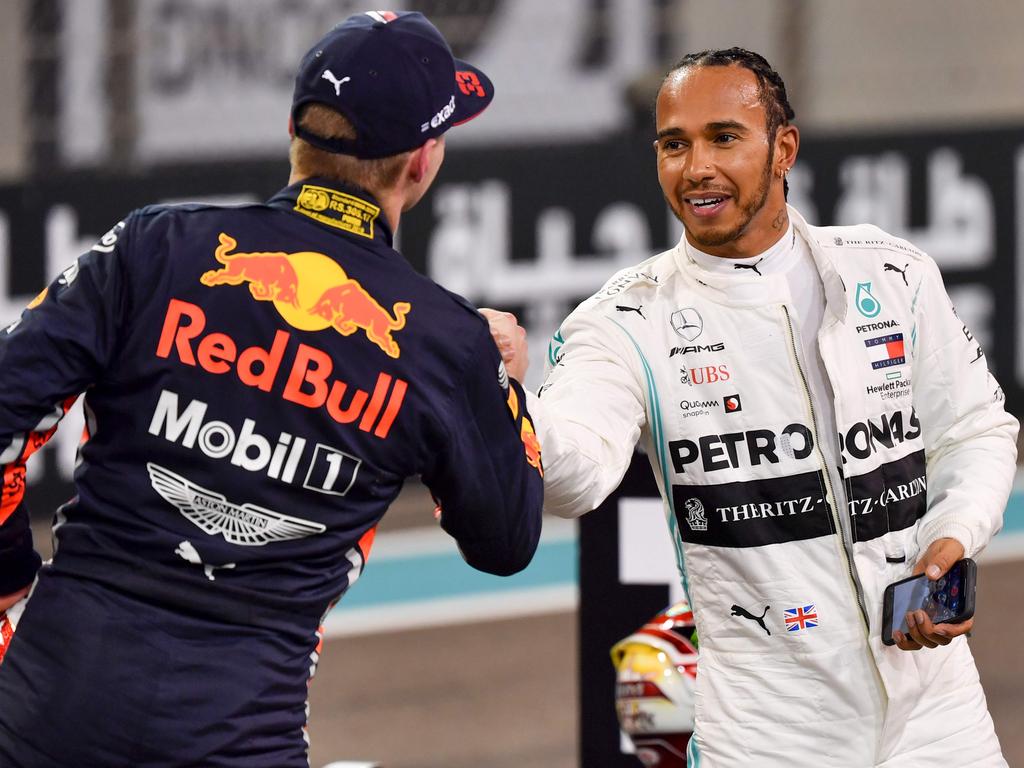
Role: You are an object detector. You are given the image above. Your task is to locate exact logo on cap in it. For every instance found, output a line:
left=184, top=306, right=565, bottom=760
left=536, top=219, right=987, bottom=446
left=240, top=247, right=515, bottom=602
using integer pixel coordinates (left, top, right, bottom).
left=723, top=394, right=742, bottom=413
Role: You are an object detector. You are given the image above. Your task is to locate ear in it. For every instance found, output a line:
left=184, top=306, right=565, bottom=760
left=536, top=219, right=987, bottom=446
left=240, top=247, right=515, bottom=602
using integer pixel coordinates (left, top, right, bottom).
left=409, top=139, right=440, bottom=183
left=774, top=124, right=800, bottom=174
left=287, top=115, right=295, bottom=138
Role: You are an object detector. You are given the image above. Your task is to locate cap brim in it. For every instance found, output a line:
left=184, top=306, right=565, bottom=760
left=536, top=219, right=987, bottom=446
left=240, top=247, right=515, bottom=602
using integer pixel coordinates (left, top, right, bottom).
left=450, top=59, right=494, bottom=127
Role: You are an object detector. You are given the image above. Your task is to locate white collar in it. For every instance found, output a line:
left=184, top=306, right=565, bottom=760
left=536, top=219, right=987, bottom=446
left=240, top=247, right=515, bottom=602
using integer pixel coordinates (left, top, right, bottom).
left=683, top=221, right=797, bottom=276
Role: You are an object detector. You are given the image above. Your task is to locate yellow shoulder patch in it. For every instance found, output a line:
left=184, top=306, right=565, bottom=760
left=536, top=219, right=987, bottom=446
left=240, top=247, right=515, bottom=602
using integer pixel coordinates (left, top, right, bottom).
left=294, top=184, right=380, bottom=239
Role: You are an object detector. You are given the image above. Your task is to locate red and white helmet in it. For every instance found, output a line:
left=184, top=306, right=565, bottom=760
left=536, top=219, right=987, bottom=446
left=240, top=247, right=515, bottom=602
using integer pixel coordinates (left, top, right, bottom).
left=610, top=600, right=698, bottom=767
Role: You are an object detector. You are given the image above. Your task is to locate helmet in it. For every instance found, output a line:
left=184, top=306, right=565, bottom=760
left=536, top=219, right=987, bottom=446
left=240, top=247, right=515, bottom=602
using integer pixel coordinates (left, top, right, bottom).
left=610, top=600, right=698, bottom=767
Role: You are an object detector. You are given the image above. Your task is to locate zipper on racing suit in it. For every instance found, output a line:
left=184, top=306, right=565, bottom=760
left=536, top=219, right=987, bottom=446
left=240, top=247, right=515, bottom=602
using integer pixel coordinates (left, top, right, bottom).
left=781, top=306, right=871, bottom=631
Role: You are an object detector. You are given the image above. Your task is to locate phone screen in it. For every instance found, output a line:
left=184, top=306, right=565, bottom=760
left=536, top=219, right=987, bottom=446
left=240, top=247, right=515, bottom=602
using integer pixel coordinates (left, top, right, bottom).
left=890, top=560, right=967, bottom=635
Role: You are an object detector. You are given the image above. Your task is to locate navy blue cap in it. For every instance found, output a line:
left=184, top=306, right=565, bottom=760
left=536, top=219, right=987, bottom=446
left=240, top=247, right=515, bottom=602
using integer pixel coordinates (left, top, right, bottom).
left=291, top=10, right=494, bottom=159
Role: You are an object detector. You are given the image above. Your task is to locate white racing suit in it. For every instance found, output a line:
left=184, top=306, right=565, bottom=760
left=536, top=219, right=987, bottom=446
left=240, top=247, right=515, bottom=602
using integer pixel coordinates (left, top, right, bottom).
left=529, top=207, right=1018, bottom=766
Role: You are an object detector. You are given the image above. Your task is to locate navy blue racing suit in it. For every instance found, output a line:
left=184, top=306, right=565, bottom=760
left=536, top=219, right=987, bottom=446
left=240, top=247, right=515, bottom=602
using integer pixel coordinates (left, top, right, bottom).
left=0, top=178, right=544, bottom=767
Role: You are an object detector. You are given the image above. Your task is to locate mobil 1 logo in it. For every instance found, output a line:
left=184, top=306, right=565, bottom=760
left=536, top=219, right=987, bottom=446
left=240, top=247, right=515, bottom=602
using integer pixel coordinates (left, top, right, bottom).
left=304, top=443, right=361, bottom=496
left=149, top=389, right=361, bottom=496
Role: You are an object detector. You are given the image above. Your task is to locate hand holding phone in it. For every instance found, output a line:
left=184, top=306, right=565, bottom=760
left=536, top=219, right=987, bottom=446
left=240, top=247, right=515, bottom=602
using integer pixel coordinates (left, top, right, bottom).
left=882, top=553, right=977, bottom=649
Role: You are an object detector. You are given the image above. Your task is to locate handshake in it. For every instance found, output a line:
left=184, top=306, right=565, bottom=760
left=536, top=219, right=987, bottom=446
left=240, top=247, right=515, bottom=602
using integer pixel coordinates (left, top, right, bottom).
left=480, top=309, right=530, bottom=383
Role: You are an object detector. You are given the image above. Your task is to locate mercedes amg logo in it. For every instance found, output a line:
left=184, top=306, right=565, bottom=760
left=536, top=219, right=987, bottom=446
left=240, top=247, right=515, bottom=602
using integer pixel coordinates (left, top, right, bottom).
left=670, top=307, right=703, bottom=341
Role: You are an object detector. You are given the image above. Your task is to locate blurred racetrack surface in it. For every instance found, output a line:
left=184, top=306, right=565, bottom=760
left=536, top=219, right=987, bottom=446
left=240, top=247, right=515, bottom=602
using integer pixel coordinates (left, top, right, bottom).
left=305, top=483, right=1024, bottom=768
left=308, top=561, right=1024, bottom=768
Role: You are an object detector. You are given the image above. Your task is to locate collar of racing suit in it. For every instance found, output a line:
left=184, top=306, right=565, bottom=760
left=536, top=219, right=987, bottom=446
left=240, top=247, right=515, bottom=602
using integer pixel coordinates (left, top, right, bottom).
left=669, top=205, right=849, bottom=326
left=266, top=177, right=395, bottom=248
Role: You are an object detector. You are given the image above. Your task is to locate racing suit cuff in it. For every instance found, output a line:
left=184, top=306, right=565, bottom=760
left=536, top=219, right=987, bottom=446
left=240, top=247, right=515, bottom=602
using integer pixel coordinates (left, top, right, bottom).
left=0, top=501, right=42, bottom=594
left=917, top=517, right=977, bottom=559
left=0, top=547, right=42, bottom=595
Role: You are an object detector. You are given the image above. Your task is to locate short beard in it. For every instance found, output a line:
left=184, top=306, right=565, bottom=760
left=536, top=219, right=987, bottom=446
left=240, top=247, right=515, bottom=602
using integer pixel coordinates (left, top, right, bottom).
left=673, top=149, right=774, bottom=250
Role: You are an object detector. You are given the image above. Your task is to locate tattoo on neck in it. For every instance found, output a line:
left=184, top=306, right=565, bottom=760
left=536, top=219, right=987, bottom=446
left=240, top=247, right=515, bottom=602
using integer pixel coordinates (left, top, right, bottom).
left=771, top=208, right=786, bottom=230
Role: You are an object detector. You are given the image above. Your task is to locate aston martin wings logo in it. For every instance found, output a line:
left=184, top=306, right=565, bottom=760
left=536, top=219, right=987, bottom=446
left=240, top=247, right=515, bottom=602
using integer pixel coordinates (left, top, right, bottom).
left=148, top=463, right=326, bottom=546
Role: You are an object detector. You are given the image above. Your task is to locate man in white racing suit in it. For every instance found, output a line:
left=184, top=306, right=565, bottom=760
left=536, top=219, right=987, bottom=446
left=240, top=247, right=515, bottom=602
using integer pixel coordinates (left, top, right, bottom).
left=486, top=49, right=1018, bottom=766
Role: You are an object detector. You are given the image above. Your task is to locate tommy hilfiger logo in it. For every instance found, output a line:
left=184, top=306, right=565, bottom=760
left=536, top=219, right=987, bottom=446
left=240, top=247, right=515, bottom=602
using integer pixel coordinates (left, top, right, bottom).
left=864, top=333, right=905, bottom=370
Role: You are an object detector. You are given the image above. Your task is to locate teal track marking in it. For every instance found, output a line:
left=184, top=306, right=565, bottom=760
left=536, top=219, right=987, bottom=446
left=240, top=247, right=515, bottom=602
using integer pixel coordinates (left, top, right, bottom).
left=336, top=538, right=576, bottom=609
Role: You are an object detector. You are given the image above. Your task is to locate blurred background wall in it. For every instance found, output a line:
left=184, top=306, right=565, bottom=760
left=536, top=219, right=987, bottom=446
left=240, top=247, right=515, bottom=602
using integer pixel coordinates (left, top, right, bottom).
left=2, top=2, right=1022, bottom=766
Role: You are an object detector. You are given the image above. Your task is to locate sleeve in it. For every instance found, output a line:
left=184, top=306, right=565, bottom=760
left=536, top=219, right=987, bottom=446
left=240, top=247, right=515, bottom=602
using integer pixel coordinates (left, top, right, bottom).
left=525, top=308, right=647, bottom=518
left=0, top=216, right=132, bottom=593
left=910, top=256, right=1019, bottom=557
left=421, top=324, right=544, bottom=576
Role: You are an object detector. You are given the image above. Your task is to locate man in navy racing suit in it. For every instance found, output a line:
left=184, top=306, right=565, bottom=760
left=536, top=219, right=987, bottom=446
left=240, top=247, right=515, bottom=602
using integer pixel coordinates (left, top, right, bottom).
left=0, top=11, right=543, bottom=767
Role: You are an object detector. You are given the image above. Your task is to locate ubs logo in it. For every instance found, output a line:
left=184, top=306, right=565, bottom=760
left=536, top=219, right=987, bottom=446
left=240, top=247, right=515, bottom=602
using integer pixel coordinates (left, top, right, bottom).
left=670, top=307, right=703, bottom=341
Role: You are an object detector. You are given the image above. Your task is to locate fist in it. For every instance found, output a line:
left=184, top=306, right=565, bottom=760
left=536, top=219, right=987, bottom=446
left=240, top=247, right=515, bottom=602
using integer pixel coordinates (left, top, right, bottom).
left=479, top=308, right=529, bottom=383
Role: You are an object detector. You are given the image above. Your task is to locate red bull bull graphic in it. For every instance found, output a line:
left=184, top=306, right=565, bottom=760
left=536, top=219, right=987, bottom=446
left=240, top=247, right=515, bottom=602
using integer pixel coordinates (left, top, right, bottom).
left=308, top=283, right=409, bottom=359
left=200, top=233, right=410, bottom=359
left=155, top=299, right=408, bottom=439
left=201, top=234, right=300, bottom=307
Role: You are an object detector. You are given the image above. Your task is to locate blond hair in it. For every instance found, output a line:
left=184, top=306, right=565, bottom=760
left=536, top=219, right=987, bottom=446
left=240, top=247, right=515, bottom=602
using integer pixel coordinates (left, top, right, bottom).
left=289, top=103, right=410, bottom=193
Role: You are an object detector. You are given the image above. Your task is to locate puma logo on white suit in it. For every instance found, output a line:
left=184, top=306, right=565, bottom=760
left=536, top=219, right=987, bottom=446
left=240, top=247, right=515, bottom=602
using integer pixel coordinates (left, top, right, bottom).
left=322, top=70, right=351, bottom=96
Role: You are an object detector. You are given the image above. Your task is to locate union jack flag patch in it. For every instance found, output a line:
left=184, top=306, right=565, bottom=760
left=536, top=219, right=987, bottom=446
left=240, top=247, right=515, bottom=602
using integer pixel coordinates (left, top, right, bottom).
left=784, top=604, right=819, bottom=632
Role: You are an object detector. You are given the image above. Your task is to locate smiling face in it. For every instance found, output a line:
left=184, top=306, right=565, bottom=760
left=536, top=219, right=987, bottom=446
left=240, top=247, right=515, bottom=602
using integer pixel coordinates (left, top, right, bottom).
left=655, top=65, right=798, bottom=258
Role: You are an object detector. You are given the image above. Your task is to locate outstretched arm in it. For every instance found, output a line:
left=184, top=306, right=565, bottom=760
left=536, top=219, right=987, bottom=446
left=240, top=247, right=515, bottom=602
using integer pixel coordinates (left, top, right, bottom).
left=421, top=321, right=543, bottom=576
left=482, top=306, right=646, bottom=519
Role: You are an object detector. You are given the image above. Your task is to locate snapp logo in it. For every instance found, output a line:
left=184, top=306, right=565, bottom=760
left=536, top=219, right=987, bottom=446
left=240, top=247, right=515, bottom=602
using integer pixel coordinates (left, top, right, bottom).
left=201, top=233, right=410, bottom=359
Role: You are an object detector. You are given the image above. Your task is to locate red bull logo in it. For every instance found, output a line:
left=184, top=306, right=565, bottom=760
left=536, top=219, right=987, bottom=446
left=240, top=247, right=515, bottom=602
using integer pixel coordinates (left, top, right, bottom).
left=308, top=283, right=409, bottom=360
left=200, top=233, right=410, bottom=359
left=201, top=234, right=300, bottom=307
left=155, top=299, right=408, bottom=439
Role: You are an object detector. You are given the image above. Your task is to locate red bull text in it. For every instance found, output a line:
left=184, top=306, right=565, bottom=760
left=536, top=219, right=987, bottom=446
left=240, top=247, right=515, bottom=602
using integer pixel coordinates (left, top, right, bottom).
left=156, top=299, right=407, bottom=439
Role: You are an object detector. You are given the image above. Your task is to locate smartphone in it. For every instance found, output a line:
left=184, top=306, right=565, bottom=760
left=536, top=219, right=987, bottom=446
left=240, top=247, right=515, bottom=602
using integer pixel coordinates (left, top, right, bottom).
left=881, top=558, right=977, bottom=646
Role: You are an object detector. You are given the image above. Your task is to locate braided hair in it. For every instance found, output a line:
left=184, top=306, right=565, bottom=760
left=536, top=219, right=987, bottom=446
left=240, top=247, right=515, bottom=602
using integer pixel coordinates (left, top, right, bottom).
left=666, top=47, right=795, bottom=139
